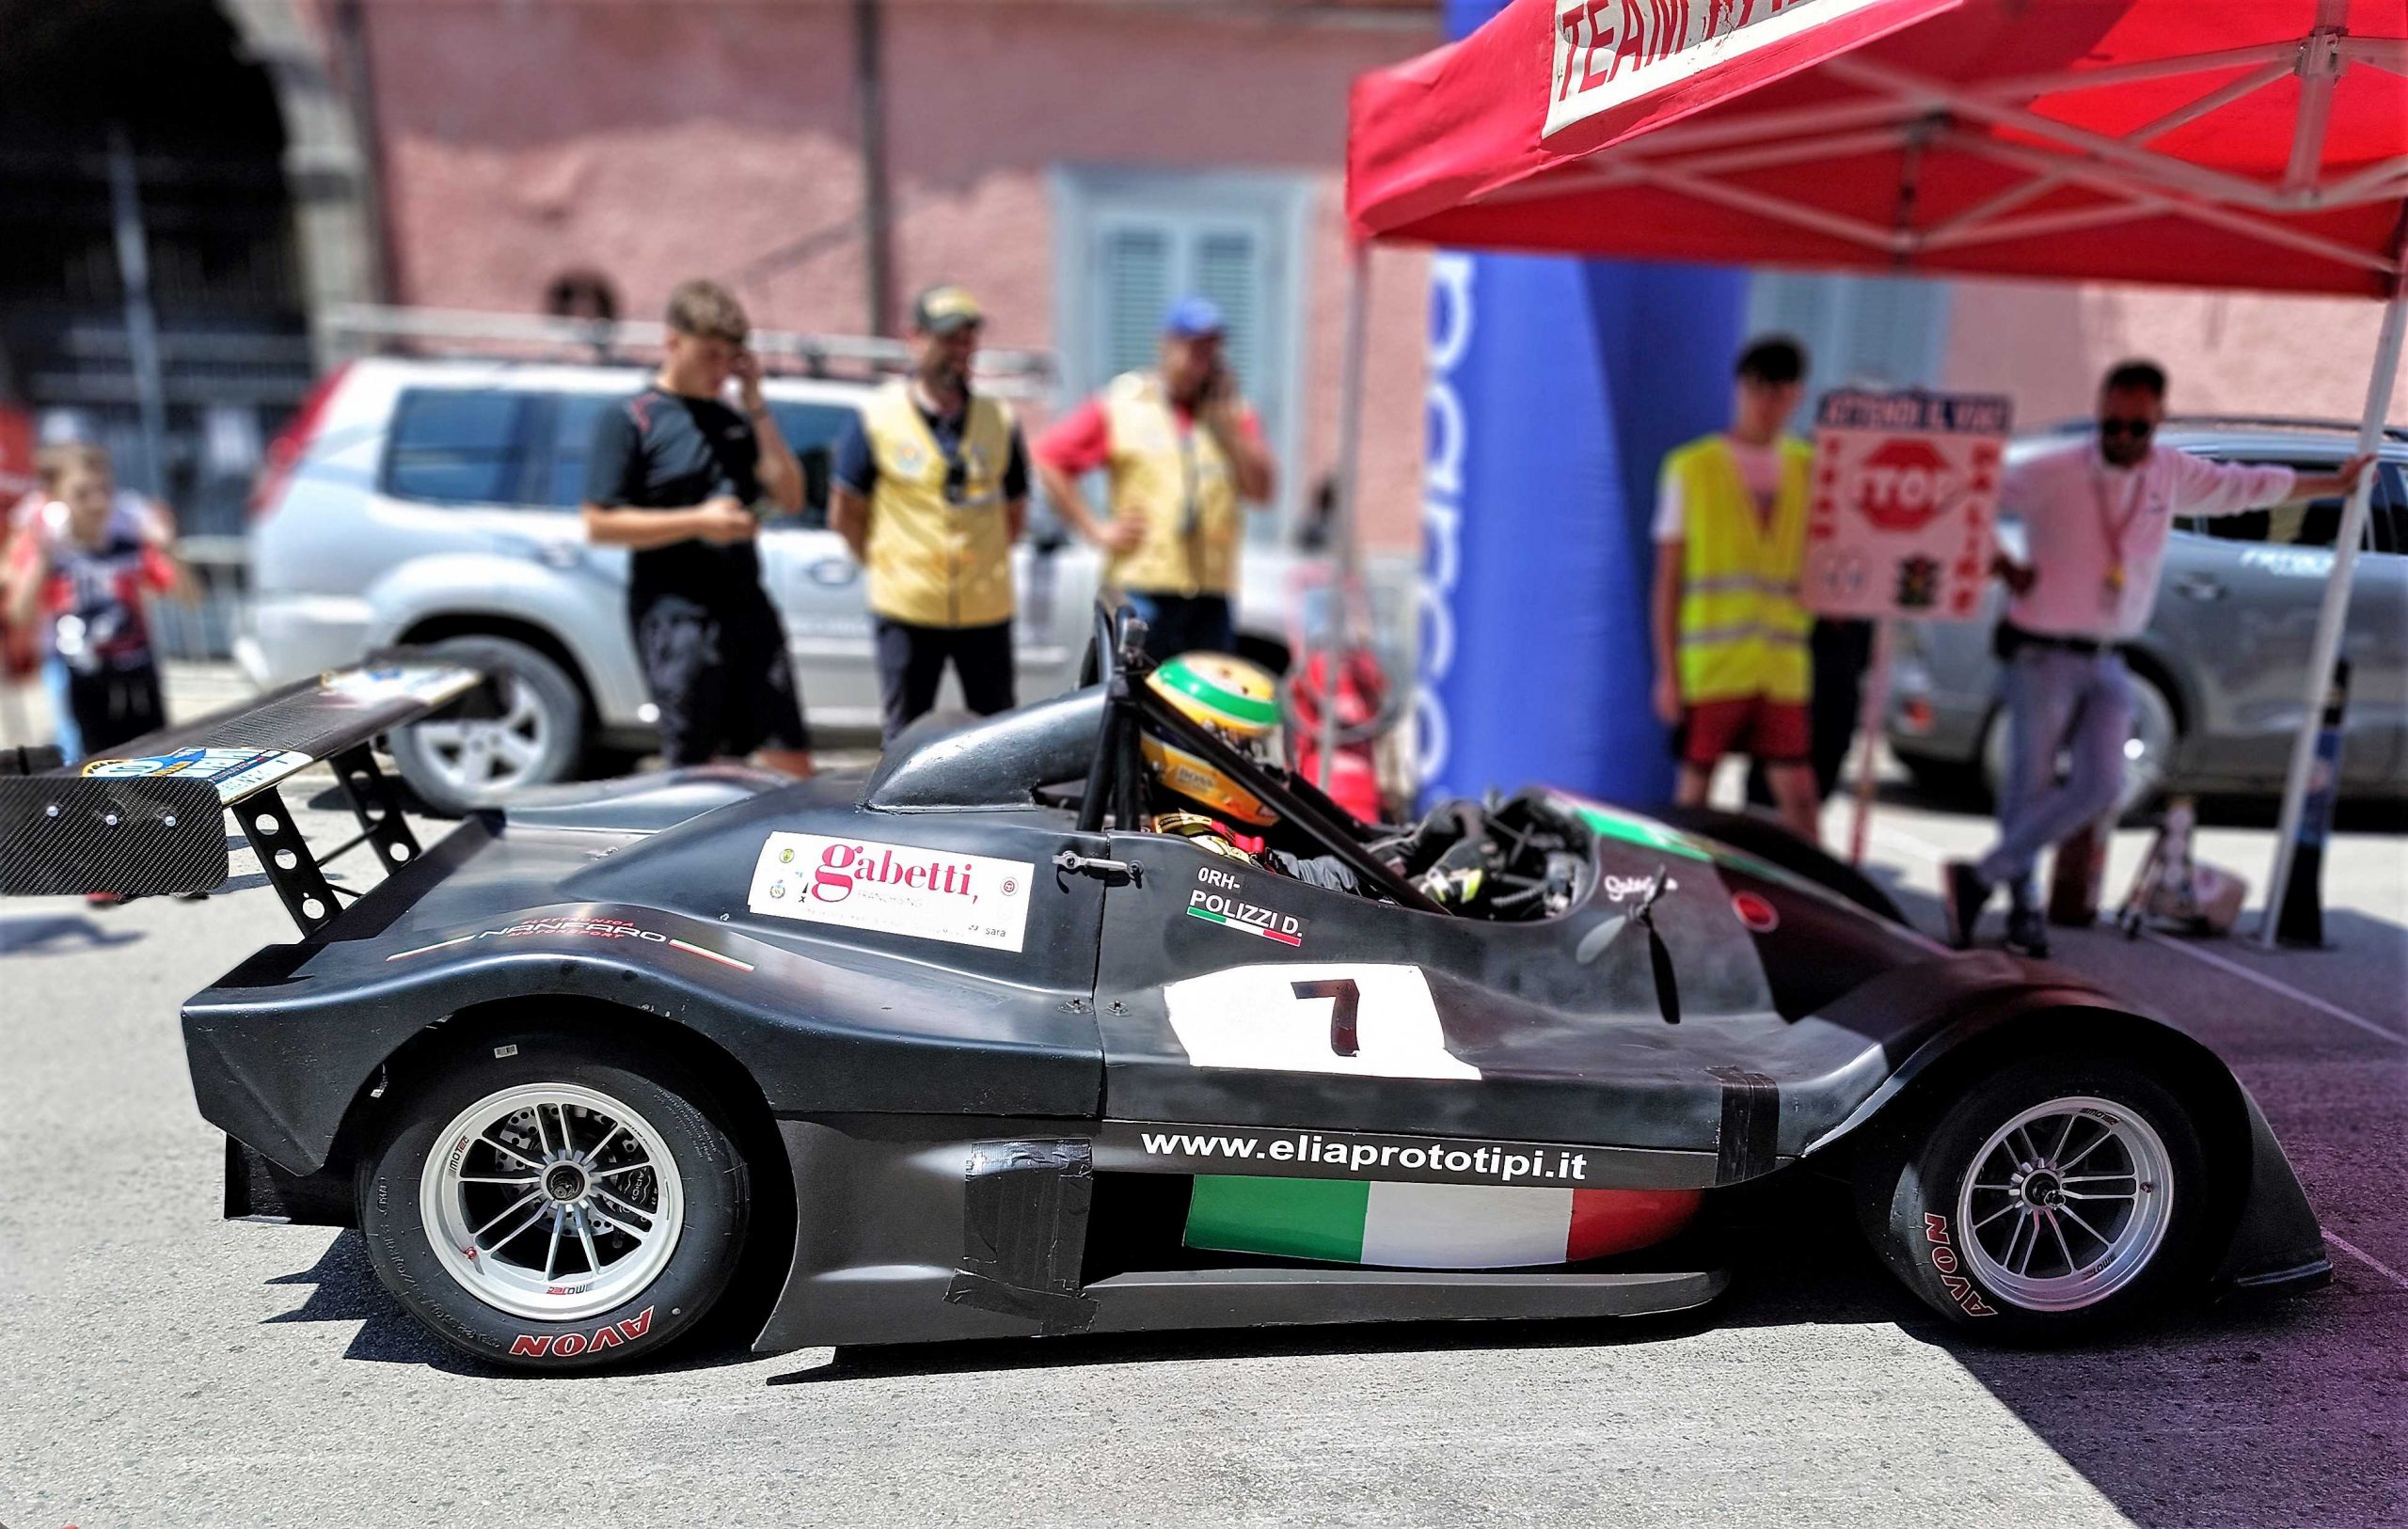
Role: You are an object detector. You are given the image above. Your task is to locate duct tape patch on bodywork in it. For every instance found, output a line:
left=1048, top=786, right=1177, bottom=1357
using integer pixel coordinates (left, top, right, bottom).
left=943, top=1140, right=1099, bottom=1334
left=1708, top=1066, right=1781, bottom=1184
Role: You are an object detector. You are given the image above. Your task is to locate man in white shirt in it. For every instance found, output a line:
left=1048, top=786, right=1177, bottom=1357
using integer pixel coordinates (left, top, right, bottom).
left=1945, top=360, right=2369, bottom=955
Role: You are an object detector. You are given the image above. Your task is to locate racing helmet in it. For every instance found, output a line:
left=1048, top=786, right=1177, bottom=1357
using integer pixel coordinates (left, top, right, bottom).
left=1140, top=652, right=1279, bottom=827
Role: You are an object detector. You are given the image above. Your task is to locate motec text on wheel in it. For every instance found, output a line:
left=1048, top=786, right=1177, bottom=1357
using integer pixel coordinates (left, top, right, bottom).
left=358, top=1036, right=750, bottom=1371
left=1859, top=1054, right=2210, bottom=1338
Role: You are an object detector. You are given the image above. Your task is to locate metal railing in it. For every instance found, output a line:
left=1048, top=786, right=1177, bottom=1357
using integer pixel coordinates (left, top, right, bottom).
left=321, top=304, right=1058, bottom=400
left=149, top=534, right=247, bottom=664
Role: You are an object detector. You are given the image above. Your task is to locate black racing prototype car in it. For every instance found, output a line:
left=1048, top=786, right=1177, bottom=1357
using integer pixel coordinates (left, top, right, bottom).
left=0, top=612, right=2327, bottom=1371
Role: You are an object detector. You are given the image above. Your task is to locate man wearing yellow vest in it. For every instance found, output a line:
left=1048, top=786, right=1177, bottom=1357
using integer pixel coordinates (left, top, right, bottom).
left=1649, top=337, right=1821, bottom=843
left=1032, top=295, right=1276, bottom=662
left=831, top=285, right=1031, bottom=744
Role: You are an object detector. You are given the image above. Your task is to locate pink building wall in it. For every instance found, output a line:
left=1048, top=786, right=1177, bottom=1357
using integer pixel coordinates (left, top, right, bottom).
left=1944, top=278, right=2407, bottom=429
left=354, top=0, right=1439, bottom=549
left=338, top=0, right=2400, bottom=569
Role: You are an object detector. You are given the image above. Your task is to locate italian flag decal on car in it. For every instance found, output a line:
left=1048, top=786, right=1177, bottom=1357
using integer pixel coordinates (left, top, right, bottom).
left=1184, top=904, right=1303, bottom=945
left=1183, top=1176, right=1699, bottom=1269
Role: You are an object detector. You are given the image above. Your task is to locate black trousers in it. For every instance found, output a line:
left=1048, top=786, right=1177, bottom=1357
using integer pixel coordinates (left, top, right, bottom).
left=874, top=617, right=1014, bottom=745
left=67, top=661, right=166, bottom=757
left=634, top=591, right=811, bottom=766
left=1746, top=617, right=1875, bottom=806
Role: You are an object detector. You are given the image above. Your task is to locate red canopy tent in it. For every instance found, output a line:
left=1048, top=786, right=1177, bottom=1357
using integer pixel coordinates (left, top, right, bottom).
left=1335, top=0, right=2408, bottom=934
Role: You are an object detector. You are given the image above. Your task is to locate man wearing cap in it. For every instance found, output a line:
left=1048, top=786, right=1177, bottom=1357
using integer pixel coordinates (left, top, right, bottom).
left=831, top=284, right=1032, bottom=744
left=1033, top=295, right=1276, bottom=662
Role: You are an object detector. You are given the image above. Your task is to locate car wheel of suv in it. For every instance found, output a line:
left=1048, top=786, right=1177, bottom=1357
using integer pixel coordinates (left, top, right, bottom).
left=390, top=636, right=584, bottom=815
left=1981, top=669, right=2177, bottom=822
left=357, top=1033, right=751, bottom=1373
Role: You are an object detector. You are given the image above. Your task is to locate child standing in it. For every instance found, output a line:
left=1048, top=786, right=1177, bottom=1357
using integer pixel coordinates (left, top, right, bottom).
left=3, top=444, right=188, bottom=760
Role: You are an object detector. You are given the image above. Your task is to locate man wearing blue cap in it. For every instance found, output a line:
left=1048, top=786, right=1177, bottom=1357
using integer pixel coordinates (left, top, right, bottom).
left=1034, top=294, right=1276, bottom=661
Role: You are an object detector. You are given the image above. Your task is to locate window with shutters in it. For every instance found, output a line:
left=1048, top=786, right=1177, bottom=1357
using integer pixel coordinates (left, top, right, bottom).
left=1052, top=167, right=1313, bottom=538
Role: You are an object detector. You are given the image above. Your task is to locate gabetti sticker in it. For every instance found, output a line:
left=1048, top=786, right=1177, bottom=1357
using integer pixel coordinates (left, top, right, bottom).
left=1164, top=964, right=1479, bottom=1080
left=748, top=832, right=1035, bottom=954
left=82, top=746, right=313, bottom=803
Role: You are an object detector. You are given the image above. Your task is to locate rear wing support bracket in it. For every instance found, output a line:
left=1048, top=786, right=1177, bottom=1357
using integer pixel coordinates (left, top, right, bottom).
left=242, top=786, right=343, bottom=936
left=329, top=744, right=422, bottom=875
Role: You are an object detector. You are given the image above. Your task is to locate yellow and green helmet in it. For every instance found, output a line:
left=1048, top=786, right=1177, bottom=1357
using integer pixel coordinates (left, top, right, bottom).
left=1141, top=653, right=1281, bottom=827
left=1146, top=653, right=1279, bottom=740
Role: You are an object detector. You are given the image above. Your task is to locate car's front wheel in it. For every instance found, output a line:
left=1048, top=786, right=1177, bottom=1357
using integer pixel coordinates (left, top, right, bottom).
left=357, top=1036, right=750, bottom=1372
left=1857, top=1054, right=2210, bottom=1339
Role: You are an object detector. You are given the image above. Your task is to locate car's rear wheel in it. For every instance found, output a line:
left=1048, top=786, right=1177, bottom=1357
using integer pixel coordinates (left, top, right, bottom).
left=357, top=1036, right=750, bottom=1372
left=389, top=635, right=585, bottom=815
left=1857, top=1054, right=2210, bottom=1339
left=1980, top=669, right=2177, bottom=822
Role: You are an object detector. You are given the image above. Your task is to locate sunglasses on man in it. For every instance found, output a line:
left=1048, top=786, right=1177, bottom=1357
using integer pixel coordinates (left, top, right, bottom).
left=2099, top=418, right=2155, bottom=440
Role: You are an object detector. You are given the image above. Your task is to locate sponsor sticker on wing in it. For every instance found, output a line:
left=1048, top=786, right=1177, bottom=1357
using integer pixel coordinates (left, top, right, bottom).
left=80, top=746, right=315, bottom=803
left=747, top=832, right=1035, bottom=954
left=322, top=663, right=479, bottom=709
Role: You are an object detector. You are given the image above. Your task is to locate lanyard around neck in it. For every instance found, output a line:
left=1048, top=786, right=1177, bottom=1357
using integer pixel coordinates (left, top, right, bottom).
left=2089, top=458, right=2147, bottom=564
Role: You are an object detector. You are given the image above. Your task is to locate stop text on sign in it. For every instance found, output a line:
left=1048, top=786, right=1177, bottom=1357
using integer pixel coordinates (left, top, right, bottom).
left=1858, top=438, right=1956, bottom=533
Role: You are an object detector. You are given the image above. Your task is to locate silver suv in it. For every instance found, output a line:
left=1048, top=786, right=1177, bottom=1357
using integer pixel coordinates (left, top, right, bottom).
left=242, top=355, right=1311, bottom=811
left=1885, top=418, right=2408, bottom=811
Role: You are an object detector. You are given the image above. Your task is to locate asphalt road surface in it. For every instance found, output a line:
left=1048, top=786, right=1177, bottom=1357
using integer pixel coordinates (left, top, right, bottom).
left=1, top=774, right=2401, bottom=1529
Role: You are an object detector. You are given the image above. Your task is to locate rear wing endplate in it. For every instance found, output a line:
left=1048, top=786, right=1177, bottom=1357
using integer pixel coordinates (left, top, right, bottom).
left=0, top=655, right=489, bottom=927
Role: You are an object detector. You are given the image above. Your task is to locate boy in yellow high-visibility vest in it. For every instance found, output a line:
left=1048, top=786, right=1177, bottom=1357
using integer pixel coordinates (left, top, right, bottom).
left=1649, top=337, right=1821, bottom=843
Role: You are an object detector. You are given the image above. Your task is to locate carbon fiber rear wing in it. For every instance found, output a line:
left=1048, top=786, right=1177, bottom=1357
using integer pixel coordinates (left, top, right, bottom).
left=0, top=654, right=490, bottom=930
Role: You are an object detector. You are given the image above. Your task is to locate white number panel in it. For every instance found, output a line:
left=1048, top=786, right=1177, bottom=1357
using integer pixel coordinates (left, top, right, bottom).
left=1162, top=964, right=1480, bottom=1080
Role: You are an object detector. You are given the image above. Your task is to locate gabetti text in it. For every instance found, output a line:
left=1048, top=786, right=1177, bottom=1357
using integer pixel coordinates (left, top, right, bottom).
left=749, top=832, right=1033, bottom=953
left=809, top=842, right=984, bottom=904
left=509, top=1306, right=655, bottom=1358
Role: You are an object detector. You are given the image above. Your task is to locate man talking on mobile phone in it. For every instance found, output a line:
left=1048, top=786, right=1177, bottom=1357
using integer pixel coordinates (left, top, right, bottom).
left=581, top=278, right=814, bottom=776
left=1034, top=294, right=1276, bottom=662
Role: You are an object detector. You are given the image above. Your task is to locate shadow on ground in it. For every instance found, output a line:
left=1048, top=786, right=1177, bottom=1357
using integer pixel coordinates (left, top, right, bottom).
left=277, top=1169, right=2374, bottom=1525
left=266, top=1231, right=775, bottom=1379
left=0, top=912, right=145, bottom=956
left=763, top=1183, right=2366, bottom=1527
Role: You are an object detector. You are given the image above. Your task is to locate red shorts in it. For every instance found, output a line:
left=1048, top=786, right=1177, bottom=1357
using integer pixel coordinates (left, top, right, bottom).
left=1682, top=696, right=1810, bottom=769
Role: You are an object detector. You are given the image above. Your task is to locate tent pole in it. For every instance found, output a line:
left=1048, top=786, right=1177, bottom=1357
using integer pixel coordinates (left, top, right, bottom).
left=2258, top=282, right=2406, bottom=944
left=1320, top=246, right=1371, bottom=791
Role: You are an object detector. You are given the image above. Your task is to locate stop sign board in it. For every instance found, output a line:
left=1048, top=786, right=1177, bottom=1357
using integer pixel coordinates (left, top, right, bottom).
left=1804, top=390, right=2011, bottom=622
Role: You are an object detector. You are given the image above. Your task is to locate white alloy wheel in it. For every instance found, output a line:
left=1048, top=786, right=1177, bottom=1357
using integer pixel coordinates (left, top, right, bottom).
left=1955, top=1095, right=2176, bottom=1313
left=409, top=675, right=552, bottom=796
left=419, top=1082, right=686, bottom=1323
